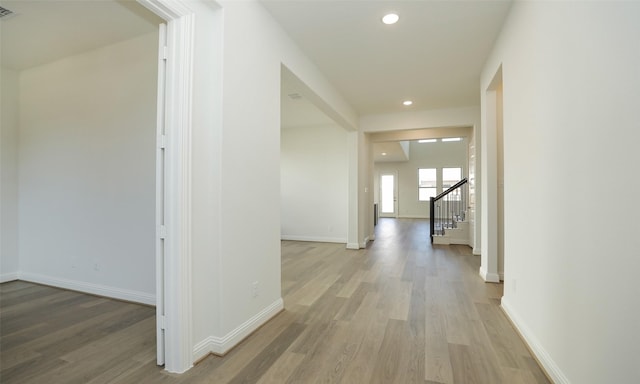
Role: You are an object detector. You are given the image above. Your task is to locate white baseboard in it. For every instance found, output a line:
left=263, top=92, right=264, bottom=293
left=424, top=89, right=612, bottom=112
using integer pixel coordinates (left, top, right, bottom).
left=499, top=271, right=504, bottom=281
left=0, top=272, right=19, bottom=283
left=19, top=272, right=155, bottom=305
left=359, top=236, right=370, bottom=248
left=432, top=236, right=471, bottom=246
left=346, top=242, right=360, bottom=250
left=501, top=296, right=569, bottom=384
left=478, top=266, right=500, bottom=283
left=193, top=298, right=284, bottom=362
left=280, top=235, right=347, bottom=244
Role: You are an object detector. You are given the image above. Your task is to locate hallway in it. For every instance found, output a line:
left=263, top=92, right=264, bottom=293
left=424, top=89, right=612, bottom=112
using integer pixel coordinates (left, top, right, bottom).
left=0, top=218, right=549, bottom=383
left=273, top=218, right=549, bottom=383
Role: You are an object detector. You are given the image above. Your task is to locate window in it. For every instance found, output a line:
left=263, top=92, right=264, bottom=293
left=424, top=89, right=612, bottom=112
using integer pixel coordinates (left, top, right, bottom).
left=443, top=167, right=462, bottom=200
left=418, top=168, right=436, bottom=201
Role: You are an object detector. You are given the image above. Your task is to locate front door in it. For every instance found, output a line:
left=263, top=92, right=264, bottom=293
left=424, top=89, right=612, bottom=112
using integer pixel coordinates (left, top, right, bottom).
left=380, top=172, right=398, bottom=218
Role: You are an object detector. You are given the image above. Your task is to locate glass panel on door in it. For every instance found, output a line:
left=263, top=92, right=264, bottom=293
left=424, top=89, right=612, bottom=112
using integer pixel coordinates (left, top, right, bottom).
left=380, top=173, right=397, bottom=217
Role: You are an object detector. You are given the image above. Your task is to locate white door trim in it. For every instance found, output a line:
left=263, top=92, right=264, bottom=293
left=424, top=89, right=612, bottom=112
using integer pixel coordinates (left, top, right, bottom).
left=155, top=21, right=168, bottom=367
left=138, top=0, right=195, bottom=374
left=480, top=66, right=502, bottom=283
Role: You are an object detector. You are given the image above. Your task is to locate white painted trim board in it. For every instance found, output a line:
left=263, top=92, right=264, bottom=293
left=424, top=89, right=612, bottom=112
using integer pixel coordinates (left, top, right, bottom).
left=501, top=296, right=570, bottom=384
left=192, top=298, right=284, bottom=362
left=0, top=272, right=19, bottom=283
left=281, top=235, right=347, bottom=244
left=17, top=272, right=155, bottom=305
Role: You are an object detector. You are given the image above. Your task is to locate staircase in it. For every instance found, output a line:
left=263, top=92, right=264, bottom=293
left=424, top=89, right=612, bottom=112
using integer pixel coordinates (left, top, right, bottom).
left=430, top=178, right=470, bottom=245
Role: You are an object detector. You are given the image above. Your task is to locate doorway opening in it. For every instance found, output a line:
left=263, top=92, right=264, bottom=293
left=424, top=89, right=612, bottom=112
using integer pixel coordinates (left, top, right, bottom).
left=1, top=0, right=167, bottom=371
left=371, top=131, right=473, bottom=249
left=481, top=65, right=503, bottom=283
left=279, top=66, right=350, bottom=245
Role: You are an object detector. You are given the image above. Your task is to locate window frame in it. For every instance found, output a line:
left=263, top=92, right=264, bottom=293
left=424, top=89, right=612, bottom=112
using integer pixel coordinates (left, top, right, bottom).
left=417, top=168, right=437, bottom=201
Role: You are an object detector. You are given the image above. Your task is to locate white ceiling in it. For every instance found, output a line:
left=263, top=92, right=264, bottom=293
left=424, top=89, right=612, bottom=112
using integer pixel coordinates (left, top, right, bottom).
left=373, top=141, right=408, bottom=163
left=0, top=0, right=162, bottom=70
left=1, top=1, right=512, bottom=128
left=262, top=0, right=512, bottom=115
left=281, top=67, right=337, bottom=129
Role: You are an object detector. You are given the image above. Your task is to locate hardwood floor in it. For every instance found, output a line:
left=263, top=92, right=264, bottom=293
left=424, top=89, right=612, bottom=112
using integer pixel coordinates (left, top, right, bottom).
left=0, top=218, right=550, bottom=383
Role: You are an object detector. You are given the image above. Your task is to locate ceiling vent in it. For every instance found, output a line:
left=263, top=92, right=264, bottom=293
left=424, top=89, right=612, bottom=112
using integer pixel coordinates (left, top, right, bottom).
left=287, top=93, right=302, bottom=100
left=0, top=6, right=15, bottom=19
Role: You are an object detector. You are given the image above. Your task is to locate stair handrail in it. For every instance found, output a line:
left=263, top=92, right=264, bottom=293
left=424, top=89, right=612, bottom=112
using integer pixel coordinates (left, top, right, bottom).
left=433, top=178, right=468, bottom=201
left=430, top=178, right=468, bottom=242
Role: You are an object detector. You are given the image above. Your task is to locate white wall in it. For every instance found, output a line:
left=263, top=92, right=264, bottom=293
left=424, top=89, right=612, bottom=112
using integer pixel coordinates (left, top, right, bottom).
left=186, top=0, right=359, bottom=360
left=169, top=0, right=361, bottom=365
left=482, top=2, right=640, bottom=383
left=17, top=32, right=158, bottom=303
left=360, top=106, right=479, bottom=133
left=361, top=131, right=373, bottom=245
left=217, top=0, right=285, bottom=342
left=467, top=128, right=478, bottom=253
left=189, top=0, right=224, bottom=359
left=374, top=140, right=467, bottom=219
left=281, top=124, right=348, bottom=243
left=1, top=67, right=20, bottom=281
left=496, top=84, right=504, bottom=279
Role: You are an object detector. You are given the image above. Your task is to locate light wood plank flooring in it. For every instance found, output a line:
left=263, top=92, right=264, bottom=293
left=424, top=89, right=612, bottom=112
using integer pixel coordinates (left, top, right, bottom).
left=0, top=218, right=550, bottom=383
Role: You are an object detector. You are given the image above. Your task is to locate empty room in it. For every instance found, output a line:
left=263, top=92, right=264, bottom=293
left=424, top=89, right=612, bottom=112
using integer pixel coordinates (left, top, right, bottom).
left=2, top=1, right=639, bottom=383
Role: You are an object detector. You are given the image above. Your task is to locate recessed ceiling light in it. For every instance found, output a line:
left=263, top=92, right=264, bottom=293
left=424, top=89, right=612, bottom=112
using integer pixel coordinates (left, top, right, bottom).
left=442, top=137, right=462, bottom=142
left=381, top=152, right=387, bottom=156
left=418, top=139, right=437, bottom=143
left=382, top=13, right=399, bottom=25
left=402, top=100, right=413, bottom=106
